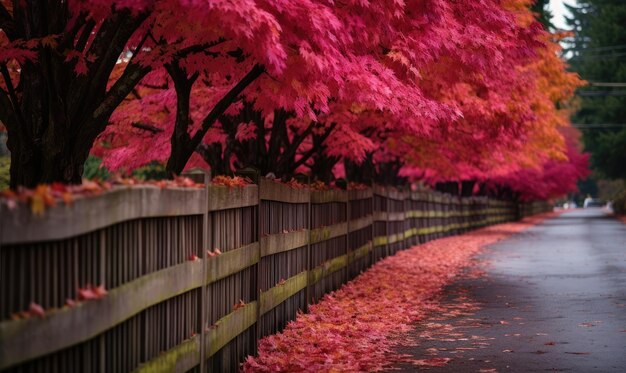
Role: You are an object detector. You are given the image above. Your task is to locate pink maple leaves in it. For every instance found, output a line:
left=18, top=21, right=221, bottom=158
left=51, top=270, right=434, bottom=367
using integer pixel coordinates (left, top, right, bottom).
left=243, top=214, right=555, bottom=372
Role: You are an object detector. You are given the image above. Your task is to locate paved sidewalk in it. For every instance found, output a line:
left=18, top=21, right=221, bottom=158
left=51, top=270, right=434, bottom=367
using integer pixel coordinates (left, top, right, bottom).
left=392, top=209, right=626, bottom=372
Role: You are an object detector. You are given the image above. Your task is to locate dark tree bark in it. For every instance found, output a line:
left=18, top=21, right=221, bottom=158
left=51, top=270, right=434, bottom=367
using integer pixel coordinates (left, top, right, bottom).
left=460, top=180, right=476, bottom=197
left=165, top=64, right=264, bottom=176
left=435, top=181, right=459, bottom=195
left=193, top=102, right=338, bottom=181
left=345, top=155, right=408, bottom=186
left=1, top=2, right=150, bottom=188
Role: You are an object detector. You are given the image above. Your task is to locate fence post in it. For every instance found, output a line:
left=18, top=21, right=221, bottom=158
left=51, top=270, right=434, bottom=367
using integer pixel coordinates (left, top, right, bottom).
left=254, top=175, right=263, bottom=353
left=370, top=183, right=376, bottom=267
left=383, top=186, right=390, bottom=257
left=345, top=186, right=351, bottom=283
left=305, top=176, right=312, bottom=309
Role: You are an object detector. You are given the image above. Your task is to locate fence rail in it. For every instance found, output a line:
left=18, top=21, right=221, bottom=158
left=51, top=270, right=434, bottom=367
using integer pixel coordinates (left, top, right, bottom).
left=0, top=177, right=550, bottom=372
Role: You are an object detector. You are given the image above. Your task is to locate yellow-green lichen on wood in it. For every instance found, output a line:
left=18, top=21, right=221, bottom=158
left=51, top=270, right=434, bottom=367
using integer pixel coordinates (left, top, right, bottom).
left=308, top=254, right=349, bottom=285
left=310, top=221, right=347, bottom=244
left=0, top=260, right=204, bottom=370
left=373, top=235, right=387, bottom=247
left=259, top=272, right=308, bottom=315
left=206, top=242, right=259, bottom=285
left=133, top=336, right=200, bottom=373
left=350, top=242, right=372, bottom=261
left=206, top=302, right=258, bottom=357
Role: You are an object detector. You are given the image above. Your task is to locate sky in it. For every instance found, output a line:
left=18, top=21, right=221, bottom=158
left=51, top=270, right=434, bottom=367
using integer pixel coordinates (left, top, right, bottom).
left=548, top=0, right=577, bottom=30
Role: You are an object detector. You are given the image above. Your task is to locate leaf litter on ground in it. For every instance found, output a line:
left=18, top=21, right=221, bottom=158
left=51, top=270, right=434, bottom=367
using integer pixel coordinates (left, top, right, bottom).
left=243, top=213, right=556, bottom=372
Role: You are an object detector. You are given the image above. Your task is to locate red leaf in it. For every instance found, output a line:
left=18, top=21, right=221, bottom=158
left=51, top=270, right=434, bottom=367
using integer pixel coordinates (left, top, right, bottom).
left=28, top=302, right=45, bottom=318
left=188, top=254, right=199, bottom=261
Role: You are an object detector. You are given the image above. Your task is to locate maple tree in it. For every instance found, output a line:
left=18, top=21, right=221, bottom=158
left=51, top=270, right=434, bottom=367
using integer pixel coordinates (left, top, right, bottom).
left=0, top=0, right=286, bottom=187
left=2, top=0, right=590, bottom=202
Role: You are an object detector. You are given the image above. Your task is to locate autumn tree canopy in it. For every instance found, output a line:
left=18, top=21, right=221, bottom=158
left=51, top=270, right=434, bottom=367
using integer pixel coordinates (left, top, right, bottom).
left=0, top=0, right=588, bottom=200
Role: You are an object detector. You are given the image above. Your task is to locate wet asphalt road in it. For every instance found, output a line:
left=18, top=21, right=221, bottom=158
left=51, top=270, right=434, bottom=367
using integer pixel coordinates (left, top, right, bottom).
left=392, top=209, right=626, bottom=372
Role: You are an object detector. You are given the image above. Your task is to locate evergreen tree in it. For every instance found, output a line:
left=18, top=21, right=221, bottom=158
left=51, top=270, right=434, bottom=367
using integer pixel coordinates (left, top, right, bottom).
left=566, top=0, right=626, bottom=180
left=532, top=0, right=554, bottom=30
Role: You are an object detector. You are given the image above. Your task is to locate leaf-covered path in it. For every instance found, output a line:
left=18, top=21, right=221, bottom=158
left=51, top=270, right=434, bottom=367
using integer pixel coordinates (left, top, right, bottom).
left=243, top=213, right=558, bottom=372
left=391, top=208, right=626, bottom=372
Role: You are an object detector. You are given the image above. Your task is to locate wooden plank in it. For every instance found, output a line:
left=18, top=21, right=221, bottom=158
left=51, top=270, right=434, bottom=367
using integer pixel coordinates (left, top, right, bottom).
left=348, top=215, right=372, bottom=232
left=348, top=189, right=373, bottom=200
left=403, top=228, right=418, bottom=240
left=206, top=242, right=260, bottom=284
left=372, top=211, right=387, bottom=222
left=386, top=188, right=407, bottom=201
left=387, top=232, right=404, bottom=244
left=373, top=236, right=387, bottom=247
left=310, top=190, right=348, bottom=204
left=372, top=185, right=387, bottom=196
left=308, top=254, right=350, bottom=286
left=208, top=185, right=258, bottom=211
left=260, top=230, right=309, bottom=257
left=0, top=186, right=206, bottom=245
left=0, top=260, right=204, bottom=370
left=133, top=336, right=200, bottom=373
left=350, top=242, right=373, bottom=261
left=206, top=302, right=258, bottom=357
left=310, top=221, right=348, bottom=244
left=259, top=178, right=309, bottom=203
left=387, top=212, right=405, bottom=222
left=259, top=272, right=308, bottom=315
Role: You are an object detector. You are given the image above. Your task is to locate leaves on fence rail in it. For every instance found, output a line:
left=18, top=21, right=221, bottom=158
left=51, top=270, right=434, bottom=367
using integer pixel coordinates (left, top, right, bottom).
left=243, top=214, right=555, bottom=372
left=0, top=177, right=202, bottom=215
left=211, top=176, right=251, bottom=187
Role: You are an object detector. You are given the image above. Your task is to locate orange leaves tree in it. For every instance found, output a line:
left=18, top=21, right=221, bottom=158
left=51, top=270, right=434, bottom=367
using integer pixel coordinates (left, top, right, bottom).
left=2, top=0, right=589, bottom=200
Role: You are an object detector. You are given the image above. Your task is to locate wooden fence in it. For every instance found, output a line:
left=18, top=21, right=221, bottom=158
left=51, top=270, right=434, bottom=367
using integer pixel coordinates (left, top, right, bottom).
left=0, top=176, right=549, bottom=372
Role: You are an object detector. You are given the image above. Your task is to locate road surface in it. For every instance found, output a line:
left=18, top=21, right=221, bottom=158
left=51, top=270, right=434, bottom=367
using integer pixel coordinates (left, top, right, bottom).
left=392, top=208, right=626, bottom=372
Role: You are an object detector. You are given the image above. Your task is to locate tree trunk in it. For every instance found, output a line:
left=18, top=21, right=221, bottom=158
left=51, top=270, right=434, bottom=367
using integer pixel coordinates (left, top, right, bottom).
left=1, top=3, right=149, bottom=188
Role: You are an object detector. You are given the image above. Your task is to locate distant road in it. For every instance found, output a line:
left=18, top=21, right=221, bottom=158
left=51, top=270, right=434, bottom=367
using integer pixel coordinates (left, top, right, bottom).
left=393, top=208, right=626, bottom=372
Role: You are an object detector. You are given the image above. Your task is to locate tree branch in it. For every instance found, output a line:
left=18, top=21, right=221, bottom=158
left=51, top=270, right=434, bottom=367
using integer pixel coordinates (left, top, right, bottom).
left=0, top=64, right=24, bottom=128
left=0, top=86, right=17, bottom=132
left=277, top=121, right=315, bottom=171
left=189, top=64, right=264, bottom=150
left=291, top=122, right=337, bottom=171
left=132, top=122, right=164, bottom=133
left=0, top=3, right=17, bottom=40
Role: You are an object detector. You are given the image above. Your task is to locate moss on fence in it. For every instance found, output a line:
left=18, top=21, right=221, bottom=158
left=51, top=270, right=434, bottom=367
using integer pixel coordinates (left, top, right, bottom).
left=0, top=157, right=9, bottom=191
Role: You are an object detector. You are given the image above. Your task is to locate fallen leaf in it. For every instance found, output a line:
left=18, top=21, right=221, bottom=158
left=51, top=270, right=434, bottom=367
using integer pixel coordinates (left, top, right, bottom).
left=233, top=299, right=246, bottom=311
left=77, top=286, right=97, bottom=300
left=410, top=358, right=451, bottom=367
left=93, top=284, right=107, bottom=298
left=188, top=254, right=199, bottom=261
left=29, top=302, right=45, bottom=318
